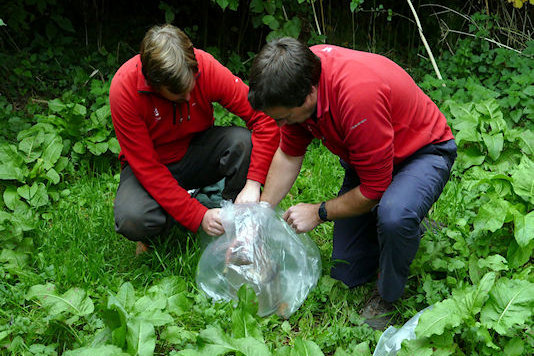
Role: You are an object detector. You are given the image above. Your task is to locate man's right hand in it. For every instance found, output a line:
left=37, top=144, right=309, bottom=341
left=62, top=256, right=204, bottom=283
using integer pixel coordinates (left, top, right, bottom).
left=201, top=208, right=224, bottom=236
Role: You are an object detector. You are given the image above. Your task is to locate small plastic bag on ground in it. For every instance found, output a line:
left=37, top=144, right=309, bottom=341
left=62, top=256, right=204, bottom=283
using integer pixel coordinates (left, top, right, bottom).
left=373, top=305, right=433, bottom=356
left=196, top=201, right=321, bottom=318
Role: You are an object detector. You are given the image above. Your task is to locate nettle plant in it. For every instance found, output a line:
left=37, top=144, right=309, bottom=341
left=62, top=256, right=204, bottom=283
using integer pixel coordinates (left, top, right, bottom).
left=404, top=40, right=534, bottom=354
left=0, top=80, right=119, bottom=260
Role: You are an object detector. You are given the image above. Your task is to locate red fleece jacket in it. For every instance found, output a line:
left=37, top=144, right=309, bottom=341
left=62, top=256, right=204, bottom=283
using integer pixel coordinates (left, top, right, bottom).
left=110, top=49, right=279, bottom=231
left=280, top=45, right=454, bottom=200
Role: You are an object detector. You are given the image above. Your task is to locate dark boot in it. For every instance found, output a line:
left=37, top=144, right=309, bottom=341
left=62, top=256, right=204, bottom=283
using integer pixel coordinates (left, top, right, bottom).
left=361, top=292, right=395, bottom=330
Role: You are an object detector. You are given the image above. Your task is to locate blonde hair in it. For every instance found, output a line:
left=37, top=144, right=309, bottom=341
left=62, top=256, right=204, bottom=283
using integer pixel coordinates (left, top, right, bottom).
left=140, top=24, right=198, bottom=94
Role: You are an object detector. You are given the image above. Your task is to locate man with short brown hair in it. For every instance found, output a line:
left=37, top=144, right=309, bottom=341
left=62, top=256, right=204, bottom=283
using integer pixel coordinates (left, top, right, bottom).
left=109, top=25, right=279, bottom=251
left=249, top=37, right=456, bottom=329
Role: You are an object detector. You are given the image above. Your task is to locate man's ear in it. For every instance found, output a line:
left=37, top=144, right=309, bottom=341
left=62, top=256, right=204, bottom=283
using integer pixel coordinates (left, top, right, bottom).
left=305, top=86, right=318, bottom=106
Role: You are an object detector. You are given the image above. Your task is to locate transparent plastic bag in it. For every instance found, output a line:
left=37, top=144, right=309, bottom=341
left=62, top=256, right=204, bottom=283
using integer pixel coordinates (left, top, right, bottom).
left=373, top=306, right=433, bottom=356
left=196, top=201, right=322, bottom=318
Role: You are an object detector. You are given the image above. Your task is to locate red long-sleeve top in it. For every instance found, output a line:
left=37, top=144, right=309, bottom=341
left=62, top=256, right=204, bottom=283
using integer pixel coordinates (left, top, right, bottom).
left=110, top=49, right=279, bottom=231
left=280, top=45, right=454, bottom=200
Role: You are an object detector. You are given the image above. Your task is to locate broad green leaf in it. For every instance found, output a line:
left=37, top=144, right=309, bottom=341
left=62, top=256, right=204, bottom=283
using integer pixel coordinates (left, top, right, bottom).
left=0, top=19, right=5, bottom=26
left=282, top=17, right=301, bottom=39
left=167, top=292, right=193, bottom=316
left=348, top=341, right=371, bottom=356
left=133, top=293, right=166, bottom=313
left=0, top=249, right=29, bottom=269
left=0, top=144, right=26, bottom=181
left=517, top=129, right=534, bottom=155
left=116, top=282, right=136, bottom=311
left=481, top=133, right=503, bottom=160
left=107, top=294, right=130, bottom=324
left=0, top=164, right=24, bottom=181
left=231, top=308, right=263, bottom=341
left=88, top=129, right=108, bottom=143
left=475, top=99, right=503, bottom=122
left=250, top=0, right=264, bottom=13
left=197, top=326, right=271, bottom=356
left=0, top=330, right=10, bottom=342
left=73, top=141, right=87, bottom=154
left=513, top=210, right=534, bottom=247
left=126, top=318, right=156, bottom=356
left=397, top=338, right=433, bottom=356
left=274, top=346, right=292, bottom=356
left=91, top=105, right=111, bottom=126
left=262, top=15, right=280, bottom=30
left=48, top=98, right=66, bottom=113
left=292, top=338, right=324, bottom=356
left=26, top=284, right=94, bottom=316
left=415, top=299, right=463, bottom=338
left=42, top=136, right=63, bottom=169
left=73, top=103, right=87, bottom=117
left=3, top=186, right=19, bottom=211
left=18, top=131, right=45, bottom=155
left=161, top=326, right=197, bottom=345
left=237, top=284, right=259, bottom=315
left=511, top=156, right=534, bottom=204
left=523, top=85, right=534, bottom=96
left=448, top=102, right=479, bottom=127
left=137, top=310, right=173, bottom=327
left=17, top=184, right=33, bottom=200
left=108, top=137, right=121, bottom=154
left=457, top=146, right=485, bottom=170
left=55, top=156, right=69, bottom=172
left=232, top=337, right=272, bottom=356
left=454, top=128, right=479, bottom=145
left=468, top=255, right=482, bottom=284
left=477, top=255, right=508, bottom=272
left=507, top=240, right=533, bottom=269
left=23, top=183, right=47, bottom=205
left=457, top=272, right=496, bottom=316
left=503, top=337, right=525, bottom=356
left=87, top=141, right=108, bottom=155
left=473, top=198, right=507, bottom=232
left=152, top=276, right=187, bottom=296
left=63, top=345, right=129, bottom=356
left=480, top=278, right=534, bottom=335
left=45, top=168, right=60, bottom=185
left=216, top=0, right=229, bottom=11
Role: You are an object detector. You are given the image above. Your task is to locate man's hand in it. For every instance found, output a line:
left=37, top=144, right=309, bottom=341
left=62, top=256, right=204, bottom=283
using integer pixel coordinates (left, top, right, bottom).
left=201, top=208, right=224, bottom=236
left=235, top=179, right=261, bottom=204
left=282, top=202, right=322, bottom=233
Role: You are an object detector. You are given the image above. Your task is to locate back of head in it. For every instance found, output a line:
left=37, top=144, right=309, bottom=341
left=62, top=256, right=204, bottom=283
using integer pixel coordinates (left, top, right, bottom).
left=248, top=37, right=321, bottom=111
left=140, top=24, right=198, bottom=94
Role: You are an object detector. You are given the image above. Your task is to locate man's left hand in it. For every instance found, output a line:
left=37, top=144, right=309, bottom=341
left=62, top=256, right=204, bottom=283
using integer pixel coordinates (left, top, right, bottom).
left=235, top=179, right=261, bottom=204
left=282, top=202, right=322, bottom=233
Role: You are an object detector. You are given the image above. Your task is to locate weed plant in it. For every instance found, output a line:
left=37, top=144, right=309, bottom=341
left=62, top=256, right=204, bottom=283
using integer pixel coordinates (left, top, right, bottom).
left=1, top=14, right=534, bottom=356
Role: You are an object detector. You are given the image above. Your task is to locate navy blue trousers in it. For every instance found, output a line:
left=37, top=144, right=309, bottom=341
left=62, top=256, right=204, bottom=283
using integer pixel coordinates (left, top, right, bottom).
left=330, top=139, right=457, bottom=302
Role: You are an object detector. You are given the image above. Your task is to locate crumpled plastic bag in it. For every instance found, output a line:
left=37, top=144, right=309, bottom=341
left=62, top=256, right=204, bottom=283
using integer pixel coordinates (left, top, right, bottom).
left=373, top=306, right=433, bottom=356
left=196, top=201, right=322, bottom=318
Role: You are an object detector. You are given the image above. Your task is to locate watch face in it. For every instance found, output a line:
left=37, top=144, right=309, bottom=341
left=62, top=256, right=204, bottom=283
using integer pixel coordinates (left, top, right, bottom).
left=319, top=202, right=328, bottom=221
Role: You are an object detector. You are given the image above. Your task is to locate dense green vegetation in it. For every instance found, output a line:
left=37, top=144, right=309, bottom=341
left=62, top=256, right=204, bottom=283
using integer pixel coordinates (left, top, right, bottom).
left=1, top=1, right=533, bottom=355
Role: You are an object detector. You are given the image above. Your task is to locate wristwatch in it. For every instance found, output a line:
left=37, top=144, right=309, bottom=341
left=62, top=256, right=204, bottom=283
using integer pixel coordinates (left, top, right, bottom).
left=318, top=201, right=331, bottom=222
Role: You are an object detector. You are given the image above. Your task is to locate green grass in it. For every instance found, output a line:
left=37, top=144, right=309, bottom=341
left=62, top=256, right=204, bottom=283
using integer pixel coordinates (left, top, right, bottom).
left=4, top=138, right=531, bottom=355
left=0, top=144, right=399, bottom=354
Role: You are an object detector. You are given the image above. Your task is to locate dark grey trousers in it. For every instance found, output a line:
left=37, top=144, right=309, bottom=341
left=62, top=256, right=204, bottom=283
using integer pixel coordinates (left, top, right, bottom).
left=330, top=139, right=457, bottom=302
left=114, top=126, right=252, bottom=243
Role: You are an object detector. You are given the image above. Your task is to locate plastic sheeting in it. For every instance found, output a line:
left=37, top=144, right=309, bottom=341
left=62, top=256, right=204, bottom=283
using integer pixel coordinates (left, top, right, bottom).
left=196, top=202, right=321, bottom=318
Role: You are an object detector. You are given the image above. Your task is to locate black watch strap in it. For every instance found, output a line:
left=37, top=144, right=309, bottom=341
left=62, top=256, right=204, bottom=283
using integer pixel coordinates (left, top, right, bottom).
left=318, top=201, right=330, bottom=222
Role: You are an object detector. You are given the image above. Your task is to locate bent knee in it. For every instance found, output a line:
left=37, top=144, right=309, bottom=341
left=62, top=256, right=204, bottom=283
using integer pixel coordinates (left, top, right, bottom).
left=114, top=209, right=167, bottom=242
left=377, top=205, right=420, bottom=238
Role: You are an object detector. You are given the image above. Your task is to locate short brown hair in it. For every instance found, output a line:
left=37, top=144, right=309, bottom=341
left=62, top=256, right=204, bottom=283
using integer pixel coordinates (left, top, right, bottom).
left=248, top=37, right=321, bottom=110
left=140, top=24, right=198, bottom=94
